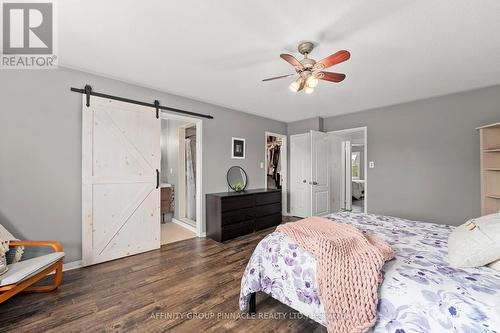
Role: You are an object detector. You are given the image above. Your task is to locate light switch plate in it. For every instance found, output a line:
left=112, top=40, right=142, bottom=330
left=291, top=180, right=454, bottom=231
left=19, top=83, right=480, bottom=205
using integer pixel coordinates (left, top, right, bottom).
left=369, top=161, right=375, bottom=169
left=260, top=162, right=264, bottom=169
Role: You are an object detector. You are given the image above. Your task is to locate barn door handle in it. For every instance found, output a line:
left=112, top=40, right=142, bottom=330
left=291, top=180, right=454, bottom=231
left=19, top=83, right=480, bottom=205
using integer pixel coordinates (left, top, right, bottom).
left=156, top=169, right=160, bottom=189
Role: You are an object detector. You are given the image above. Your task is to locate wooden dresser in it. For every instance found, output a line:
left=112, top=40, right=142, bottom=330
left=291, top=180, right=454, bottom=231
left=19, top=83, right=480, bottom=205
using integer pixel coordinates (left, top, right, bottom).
left=160, top=185, right=174, bottom=221
left=206, top=189, right=282, bottom=242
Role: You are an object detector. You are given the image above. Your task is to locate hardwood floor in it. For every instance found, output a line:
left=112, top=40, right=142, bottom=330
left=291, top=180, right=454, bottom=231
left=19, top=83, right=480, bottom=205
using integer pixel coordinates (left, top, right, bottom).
left=0, top=219, right=325, bottom=333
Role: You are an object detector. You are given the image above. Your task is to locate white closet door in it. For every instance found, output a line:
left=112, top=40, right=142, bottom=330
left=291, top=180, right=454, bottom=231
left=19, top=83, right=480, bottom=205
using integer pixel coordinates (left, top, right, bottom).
left=310, top=131, right=330, bottom=216
left=290, top=133, right=311, bottom=217
left=82, top=96, right=161, bottom=266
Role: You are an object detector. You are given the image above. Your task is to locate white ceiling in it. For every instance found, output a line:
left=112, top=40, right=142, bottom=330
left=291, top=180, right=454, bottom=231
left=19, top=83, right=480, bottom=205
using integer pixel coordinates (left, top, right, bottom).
left=59, top=0, right=500, bottom=122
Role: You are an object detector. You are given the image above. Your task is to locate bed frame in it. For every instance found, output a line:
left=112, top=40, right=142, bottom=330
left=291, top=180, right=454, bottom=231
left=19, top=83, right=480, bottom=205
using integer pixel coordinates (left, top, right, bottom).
left=248, top=292, right=256, bottom=313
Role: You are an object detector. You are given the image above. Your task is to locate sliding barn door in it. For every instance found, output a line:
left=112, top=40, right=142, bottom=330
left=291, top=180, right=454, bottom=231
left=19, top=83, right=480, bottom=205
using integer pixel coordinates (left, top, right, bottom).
left=310, top=131, right=330, bottom=216
left=82, top=96, right=161, bottom=266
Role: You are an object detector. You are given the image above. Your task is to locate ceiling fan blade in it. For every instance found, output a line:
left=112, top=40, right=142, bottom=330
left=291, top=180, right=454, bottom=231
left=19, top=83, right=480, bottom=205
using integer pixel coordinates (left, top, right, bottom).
left=313, top=50, right=350, bottom=70
left=280, top=54, right=304, bottom=70
left=262, top=74, right=295, bottom=82
left=317, top=72, right=346, bottom=83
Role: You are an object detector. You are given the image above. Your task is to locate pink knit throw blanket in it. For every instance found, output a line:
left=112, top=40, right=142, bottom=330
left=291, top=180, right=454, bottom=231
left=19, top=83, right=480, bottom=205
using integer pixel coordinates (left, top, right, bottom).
left=276, top=216, right=394, bottom=333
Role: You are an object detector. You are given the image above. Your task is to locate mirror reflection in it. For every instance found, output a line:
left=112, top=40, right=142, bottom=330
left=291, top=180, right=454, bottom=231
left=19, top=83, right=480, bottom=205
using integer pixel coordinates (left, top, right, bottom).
left=227, top=166, right=248, bottom=192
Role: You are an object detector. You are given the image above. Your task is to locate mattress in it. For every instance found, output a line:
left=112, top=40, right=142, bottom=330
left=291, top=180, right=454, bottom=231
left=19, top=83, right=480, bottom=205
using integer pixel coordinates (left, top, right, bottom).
left=240, top=212, right=500, bottom=332
left=352, top=180, right=365, bottom=200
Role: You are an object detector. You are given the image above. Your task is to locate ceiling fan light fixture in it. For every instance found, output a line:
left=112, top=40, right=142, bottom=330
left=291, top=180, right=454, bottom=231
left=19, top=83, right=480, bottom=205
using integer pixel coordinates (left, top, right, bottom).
left=289, top=78, right=302, bottom=92
left=306, top=76, right=319, bottom=88
left=305, top=86, right=314, bottom=94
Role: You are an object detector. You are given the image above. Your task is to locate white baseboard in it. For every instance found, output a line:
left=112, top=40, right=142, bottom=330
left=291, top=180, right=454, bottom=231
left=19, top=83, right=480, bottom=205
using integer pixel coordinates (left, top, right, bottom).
left=199, top=232, right=206, bottom=237
left=172, top=218, right=197, bottom=233
left=63, top=260, right=82, bottom=271
left=47, top=259, right=82, bottom=275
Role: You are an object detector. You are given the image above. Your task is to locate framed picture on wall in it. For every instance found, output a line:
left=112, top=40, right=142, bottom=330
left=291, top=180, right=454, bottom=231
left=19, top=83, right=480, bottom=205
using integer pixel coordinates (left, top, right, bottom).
left=231, top=137, right=245, bottom=159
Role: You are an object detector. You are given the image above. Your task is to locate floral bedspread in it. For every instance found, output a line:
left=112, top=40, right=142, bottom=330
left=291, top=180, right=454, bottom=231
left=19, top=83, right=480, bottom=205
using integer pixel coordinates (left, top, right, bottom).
left=239, top=212, right=500, bottom=332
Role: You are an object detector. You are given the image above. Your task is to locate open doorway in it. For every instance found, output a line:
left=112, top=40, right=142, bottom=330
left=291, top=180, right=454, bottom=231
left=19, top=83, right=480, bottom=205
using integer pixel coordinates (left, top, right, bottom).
left=265, top=132, right=287, bottom=214
left=328, top=127, right=367, bottom=214
left=160, top=115, right=202, bottom=245
left=351, top=144, right=365, bottom=212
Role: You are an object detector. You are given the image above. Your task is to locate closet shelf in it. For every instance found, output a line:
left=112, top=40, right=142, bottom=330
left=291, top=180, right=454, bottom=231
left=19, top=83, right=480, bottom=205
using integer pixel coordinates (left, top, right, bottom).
left=479, top=122, right=500, bottom=214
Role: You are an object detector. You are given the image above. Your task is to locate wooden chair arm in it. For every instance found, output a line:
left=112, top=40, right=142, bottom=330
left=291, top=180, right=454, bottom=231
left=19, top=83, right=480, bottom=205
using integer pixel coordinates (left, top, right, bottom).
left=9, top=241, right=63, bottom=252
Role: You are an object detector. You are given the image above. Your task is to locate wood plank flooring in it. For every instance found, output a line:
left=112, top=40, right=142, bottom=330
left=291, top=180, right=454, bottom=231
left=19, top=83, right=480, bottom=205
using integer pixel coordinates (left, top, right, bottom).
left=0, top=221, right=326, bottom=333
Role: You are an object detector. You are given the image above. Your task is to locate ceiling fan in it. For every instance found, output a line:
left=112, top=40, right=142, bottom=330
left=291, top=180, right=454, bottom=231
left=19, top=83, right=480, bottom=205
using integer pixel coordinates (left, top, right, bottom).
left=263, top=41, right=350, bottom=94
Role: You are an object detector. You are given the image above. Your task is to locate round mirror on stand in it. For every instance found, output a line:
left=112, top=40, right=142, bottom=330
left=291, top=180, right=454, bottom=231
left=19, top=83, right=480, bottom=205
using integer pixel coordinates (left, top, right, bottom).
left=227, top=166, right=248, bottom=192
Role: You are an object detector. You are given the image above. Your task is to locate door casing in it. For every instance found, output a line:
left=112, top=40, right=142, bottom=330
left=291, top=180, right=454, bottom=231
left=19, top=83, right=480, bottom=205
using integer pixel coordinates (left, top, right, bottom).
left=264, top=132, right=288, bottom=215
left=327, top=127, right=368, bottom=214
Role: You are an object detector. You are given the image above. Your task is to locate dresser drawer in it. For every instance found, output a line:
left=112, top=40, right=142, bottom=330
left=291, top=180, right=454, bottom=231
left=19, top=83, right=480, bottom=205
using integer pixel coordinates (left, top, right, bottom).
left=221, top=220, right=254, bottom=241
left=255, top=191, right=281, bottom=206
left=222, top=208, right=255, bottom=226
left=255, top=214, right=281, bottom=231
left=256, top=202, right=281, bottom=217
left=221, top=196, right=254, bottom=212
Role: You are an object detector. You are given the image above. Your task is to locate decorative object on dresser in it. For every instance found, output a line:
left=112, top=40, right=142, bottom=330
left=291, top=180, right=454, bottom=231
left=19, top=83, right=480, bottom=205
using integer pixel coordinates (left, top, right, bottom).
left=206, top=189, right=282, bottom=242
left=477, top=122, right=500, bottom=215
left=227, top=166, right=248, bottom=192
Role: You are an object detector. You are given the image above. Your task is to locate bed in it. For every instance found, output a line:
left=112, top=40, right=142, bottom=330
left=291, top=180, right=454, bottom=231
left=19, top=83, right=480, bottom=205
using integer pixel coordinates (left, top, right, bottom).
left=240, top=212, right=500, bottom=332
left=352, top=180, right=365, bottom=200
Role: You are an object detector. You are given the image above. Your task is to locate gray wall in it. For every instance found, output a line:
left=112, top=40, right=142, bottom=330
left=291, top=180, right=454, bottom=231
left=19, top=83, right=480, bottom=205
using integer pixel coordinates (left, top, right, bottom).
left=0, top=67, right=286, bottom=262
left=287, top=116, right=323, bottom=135
left=324, top=85, right=500, bottom=226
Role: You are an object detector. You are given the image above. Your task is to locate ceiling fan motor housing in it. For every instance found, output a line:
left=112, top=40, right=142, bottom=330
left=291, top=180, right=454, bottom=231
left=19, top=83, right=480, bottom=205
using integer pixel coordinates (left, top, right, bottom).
left=300, top=58, right=316, bottom=69
left=298, top=41, right=315, bottom=55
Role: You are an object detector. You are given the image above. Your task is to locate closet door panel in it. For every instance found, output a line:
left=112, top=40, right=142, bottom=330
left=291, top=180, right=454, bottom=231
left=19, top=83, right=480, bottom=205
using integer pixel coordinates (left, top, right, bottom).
left=290, top=134, right=311, bottom=217
left=311, top=131, right=331, bottom=216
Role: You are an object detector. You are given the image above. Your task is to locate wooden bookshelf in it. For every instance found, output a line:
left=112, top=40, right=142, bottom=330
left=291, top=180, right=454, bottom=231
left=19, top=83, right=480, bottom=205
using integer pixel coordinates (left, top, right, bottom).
left=478, top=122, right=500, bottom=214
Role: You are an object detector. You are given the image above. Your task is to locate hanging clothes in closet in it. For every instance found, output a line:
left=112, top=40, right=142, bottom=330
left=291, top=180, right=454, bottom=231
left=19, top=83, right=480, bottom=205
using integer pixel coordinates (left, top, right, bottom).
left=267, top=138, right=282, bottom=189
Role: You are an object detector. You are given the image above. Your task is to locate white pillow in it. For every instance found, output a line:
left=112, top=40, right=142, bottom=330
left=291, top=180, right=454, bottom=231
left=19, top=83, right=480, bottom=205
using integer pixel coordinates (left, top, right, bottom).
left=489, top=259, right=500, bottom=272
left=448, top=213, right=500, bottom=268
